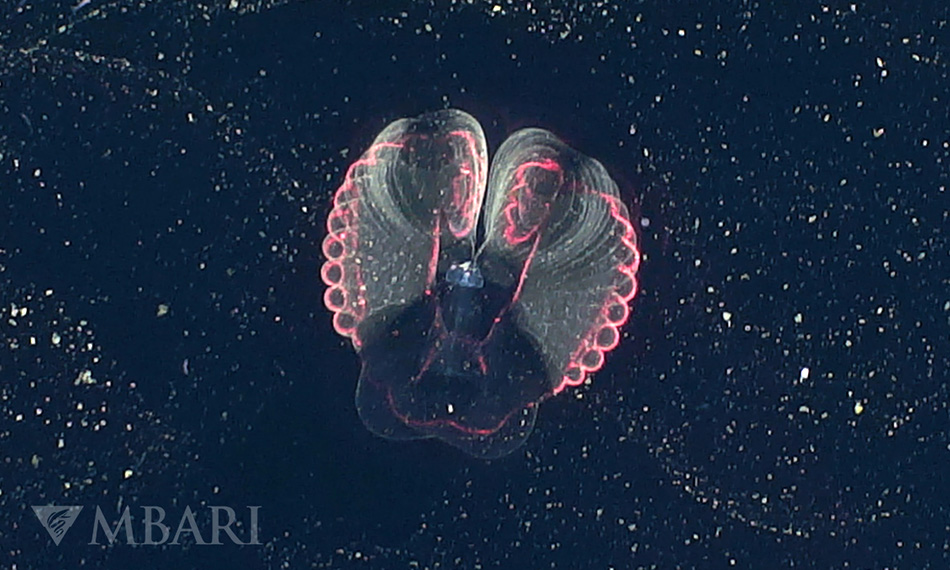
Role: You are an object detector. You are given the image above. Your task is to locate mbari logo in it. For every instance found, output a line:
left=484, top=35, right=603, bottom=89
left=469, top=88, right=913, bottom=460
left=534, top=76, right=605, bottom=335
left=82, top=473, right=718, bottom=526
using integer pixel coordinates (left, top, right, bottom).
left=32, top=504, right=261, bottom=546
left=32, top=506, right=83, bottom=546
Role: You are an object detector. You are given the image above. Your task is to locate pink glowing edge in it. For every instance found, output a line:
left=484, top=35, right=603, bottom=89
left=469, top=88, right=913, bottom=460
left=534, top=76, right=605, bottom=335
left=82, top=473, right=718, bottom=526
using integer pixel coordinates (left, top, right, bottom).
left=552, top=189, right=640, bottom=395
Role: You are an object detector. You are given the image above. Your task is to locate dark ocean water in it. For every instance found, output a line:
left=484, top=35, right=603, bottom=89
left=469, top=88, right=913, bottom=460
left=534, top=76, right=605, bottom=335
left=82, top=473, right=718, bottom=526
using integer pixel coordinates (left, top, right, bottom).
left=1, top=1, right=947, bottom=568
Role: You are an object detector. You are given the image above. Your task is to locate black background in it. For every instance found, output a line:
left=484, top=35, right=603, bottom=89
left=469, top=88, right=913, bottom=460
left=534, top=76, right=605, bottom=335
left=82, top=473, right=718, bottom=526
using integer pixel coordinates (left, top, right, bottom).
left=1, top=1, right=947, bottom=568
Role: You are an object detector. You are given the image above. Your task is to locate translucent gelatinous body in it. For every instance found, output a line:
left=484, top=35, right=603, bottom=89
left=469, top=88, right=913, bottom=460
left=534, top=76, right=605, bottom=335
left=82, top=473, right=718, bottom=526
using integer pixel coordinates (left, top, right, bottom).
left=322, top=109, right=640, bottom=458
